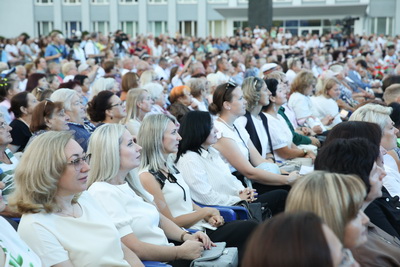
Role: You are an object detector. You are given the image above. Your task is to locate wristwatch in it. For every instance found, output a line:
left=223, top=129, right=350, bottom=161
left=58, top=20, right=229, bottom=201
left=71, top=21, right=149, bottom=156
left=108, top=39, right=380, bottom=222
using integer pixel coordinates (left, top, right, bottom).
left=303, top=149, right=308, bottom=156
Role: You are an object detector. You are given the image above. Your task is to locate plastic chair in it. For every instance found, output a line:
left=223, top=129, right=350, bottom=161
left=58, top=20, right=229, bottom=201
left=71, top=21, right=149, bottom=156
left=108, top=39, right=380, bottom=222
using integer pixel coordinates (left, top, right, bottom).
left=194, top=201, right=249, bottom=221
left=142, top=261, right=172, bottom=267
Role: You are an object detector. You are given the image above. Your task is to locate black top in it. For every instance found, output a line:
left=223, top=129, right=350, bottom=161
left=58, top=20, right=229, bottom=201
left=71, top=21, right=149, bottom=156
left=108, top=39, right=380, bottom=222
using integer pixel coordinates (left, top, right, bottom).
left=10, top=119, right=31, bottom=152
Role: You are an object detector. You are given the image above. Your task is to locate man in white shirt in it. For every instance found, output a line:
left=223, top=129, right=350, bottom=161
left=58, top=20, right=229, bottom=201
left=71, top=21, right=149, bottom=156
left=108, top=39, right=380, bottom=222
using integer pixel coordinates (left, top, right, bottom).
left=154, top=57, right=170, bottom=81
left=307, top=34, right=321, bottom=49
left=215, top=57, right=230, bottom=83
left=15, top=65, right=27, bottom=91
left=120, top=57, right=134, bottom=77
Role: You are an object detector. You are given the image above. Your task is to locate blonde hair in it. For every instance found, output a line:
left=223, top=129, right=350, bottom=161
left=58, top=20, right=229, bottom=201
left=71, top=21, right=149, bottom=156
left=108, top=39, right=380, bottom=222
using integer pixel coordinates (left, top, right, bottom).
left=349, top=103, right=392, bottom=132
left=140, top=70, right=158, bottom=87
left=87, top=124, right=150, bottom=201
left=121, top=89, right=148, bottom=124
left=61, top=62, right=76, bottom=76
left=142, top=82, right=163, bottom=101
left=91, top=77, right=116, bottom=100
left=290, top=70, right=316, bottom=94
left=8, top=131, right=76, bottom=214
left=265, top=71, right=285, bottom=82
left=383, top=84, right=400, bottom=104
left=138, top=114, right=177, bottom=173
left=285, top=171, right=366, bottom=242
left=50, top=88, right=77, bottom=111
left=242, top=76, right=264, bottom=111
left=316, top=77, right=340, bottom=98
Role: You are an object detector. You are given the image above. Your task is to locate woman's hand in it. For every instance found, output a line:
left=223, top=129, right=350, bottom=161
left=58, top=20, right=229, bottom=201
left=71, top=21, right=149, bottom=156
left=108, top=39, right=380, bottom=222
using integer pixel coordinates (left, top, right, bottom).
left=186, top=231, right=215, bottom=250
left=309, top=137, right=321, bottom=147
left=304, top=150, right=316, bottom=162
left=321, top=115, right=334, bottom=126
left=239, top=188, right=258, bottom=202
left=208, top=215, right=224, bottom=227
left=286, top=171, right=300, bottom=185
left=178, top=240, right=204, bottom=260
left=202, top=207, right=220, bottom=221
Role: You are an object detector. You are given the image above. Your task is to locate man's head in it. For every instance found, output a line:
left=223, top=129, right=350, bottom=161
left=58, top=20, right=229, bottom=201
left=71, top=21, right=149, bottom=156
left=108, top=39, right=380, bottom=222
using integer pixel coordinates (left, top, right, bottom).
left=383, top=84, right=400, bottom=104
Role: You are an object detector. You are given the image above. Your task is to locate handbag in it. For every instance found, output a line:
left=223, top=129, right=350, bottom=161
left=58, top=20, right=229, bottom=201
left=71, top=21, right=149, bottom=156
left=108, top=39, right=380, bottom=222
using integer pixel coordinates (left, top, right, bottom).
left=190, top=242, right=238, bottom=267
left=234, top=200, right=272, bottom=222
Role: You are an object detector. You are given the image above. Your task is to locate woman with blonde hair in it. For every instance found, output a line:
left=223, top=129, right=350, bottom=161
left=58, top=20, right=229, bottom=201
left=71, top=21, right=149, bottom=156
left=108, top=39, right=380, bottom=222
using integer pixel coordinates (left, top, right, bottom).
left=87, top=124, right=210, bottom=267
left=311, top=77, right=342, bottom=129
left=140, top=70, right=159, bottom=87
left=9, top=131, right=142, bottom=267
left=286, top=169, right=400, bottom=266
left=288, top=70, right=333, bottom=133
left=121, top=89, right=154, bottom=137
left=138, top=114, right=258, bottom=258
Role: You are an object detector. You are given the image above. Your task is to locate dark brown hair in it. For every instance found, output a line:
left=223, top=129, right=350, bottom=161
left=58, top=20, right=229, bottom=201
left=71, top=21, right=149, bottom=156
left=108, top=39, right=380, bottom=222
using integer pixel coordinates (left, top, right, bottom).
left=30, top=100, right=64, bottom=132
left=10, top=91, right=30, bottom=118
left=86, top=90, right=114, bottom=122
left=208, top=82, right=237, bottom=115
left=242, top=212, right=333, bottom=267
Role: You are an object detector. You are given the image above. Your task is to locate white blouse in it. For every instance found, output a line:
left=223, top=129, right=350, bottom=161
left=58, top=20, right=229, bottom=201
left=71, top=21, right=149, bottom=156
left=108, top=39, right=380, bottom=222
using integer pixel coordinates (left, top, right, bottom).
left=18, top=192, right=130, bottom=267
left=177, top=148, right=244, bottom=206
left=88, top=182, right=172, bottom=246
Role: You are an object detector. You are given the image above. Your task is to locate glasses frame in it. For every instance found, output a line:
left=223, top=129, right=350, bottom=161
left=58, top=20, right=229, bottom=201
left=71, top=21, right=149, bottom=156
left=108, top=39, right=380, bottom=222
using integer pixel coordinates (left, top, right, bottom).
left=67, top=153, right=91, bottom=171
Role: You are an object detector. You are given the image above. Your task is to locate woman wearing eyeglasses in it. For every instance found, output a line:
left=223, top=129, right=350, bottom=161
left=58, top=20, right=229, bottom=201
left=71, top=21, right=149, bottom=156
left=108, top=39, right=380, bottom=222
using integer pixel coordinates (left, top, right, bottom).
left=50, top=89, right=91, bottom=152
left=9, top=131, right=143, bottom=267
left=209, top=82, right=299, bottom=195
left=27, top=99, right=70, bottom=148
left=87, top=90, right=126, bottom=127
left=138, top=114, right=258, bottom=259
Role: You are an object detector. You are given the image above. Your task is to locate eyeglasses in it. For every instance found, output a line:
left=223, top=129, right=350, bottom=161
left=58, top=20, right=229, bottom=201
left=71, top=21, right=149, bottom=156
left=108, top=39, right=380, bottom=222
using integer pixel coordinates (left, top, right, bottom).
left=67, top=153, right=91, bottom=171
left=339, top=248, right=356, bottom=267
left=0, top=121, right=9, bottom=130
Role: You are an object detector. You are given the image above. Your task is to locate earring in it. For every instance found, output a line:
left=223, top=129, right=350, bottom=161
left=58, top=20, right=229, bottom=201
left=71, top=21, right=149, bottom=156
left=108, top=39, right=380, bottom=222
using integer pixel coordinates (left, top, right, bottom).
left=227, top=107, right=231, bottom=110
left=111, top=116, right=113, bottom=120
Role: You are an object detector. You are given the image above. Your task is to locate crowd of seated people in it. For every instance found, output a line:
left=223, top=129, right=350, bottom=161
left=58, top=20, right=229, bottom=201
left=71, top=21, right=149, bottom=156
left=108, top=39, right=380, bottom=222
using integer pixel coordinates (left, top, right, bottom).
left=2, top=27, right=400, bottom=266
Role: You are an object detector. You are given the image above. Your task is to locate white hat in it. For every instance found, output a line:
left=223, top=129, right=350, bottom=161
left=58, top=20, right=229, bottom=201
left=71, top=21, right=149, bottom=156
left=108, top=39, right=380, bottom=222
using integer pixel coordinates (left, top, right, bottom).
left=261, top=63, right=278, bottom=73
left=78, top=63, right=90, bottom=73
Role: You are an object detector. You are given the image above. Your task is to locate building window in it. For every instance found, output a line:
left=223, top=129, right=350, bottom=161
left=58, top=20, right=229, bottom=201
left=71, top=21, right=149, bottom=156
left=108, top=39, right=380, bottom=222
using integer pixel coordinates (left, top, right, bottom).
left=121, top=21, right=139, bottom=38
left=148, top=21, right=168, bottom=37
left=63, top=0, right=81, bottom=4
left=179, top=21, right=197, bottom=37
left=65, top=21, right=82, bottom=38
left=91, top=0, right=109, bottom=3
left=208, top=20, right=225, bottom=38
left=177, top=0, right=197, bottom=3
left=35, top=0, right=53, bottom=4
left=371, top=17, right=393, bottom=35
left=37, top=21, right=54, bottom=37
left=233, top=21, right=248, bottom=35
left=93, top=21, right=110, bottom=35
left=148, top=0, right=167, bottom=3
left=208, top=0, right=228, bottom=3
left=272, top=0, right=291, bottom=2
left=120, top=0, right=138, bottom=3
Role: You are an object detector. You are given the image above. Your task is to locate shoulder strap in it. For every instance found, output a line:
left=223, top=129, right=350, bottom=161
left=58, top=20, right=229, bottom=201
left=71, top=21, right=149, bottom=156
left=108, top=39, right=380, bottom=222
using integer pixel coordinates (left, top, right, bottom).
left=148, top=169, right=166, bottom=189
left=244, top=111, right=262, bottom=154
left=259, top=112, right=275, bottom=162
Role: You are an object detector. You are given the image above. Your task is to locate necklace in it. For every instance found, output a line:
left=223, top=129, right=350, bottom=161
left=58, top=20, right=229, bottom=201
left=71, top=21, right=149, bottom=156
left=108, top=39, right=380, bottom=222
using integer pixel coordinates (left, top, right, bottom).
left=57, top=203, right=78, bottom=218
left=218, top=117, right=235, bottom=131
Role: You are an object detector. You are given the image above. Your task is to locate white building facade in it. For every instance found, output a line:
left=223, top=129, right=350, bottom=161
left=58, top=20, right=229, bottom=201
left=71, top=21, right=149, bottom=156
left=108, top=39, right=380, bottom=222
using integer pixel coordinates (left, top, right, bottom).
left=0, top=0, right=399, bottom=38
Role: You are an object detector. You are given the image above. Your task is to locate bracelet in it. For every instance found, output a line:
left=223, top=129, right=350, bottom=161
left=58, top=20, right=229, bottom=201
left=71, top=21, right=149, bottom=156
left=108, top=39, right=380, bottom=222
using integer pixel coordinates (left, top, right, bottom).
left=180, top=230, right=190, bottom=242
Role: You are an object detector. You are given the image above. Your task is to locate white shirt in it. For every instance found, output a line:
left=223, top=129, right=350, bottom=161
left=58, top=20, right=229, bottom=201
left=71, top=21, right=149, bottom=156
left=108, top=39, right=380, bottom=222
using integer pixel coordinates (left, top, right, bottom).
left=18, top=192, right=130, bottom=267
left=288, top=92, right=313, bottom=124
left=311, top=95, right=342, bottom=129
left=214, top=119, right=250, bottom=172
left=236, top=115, right=269, bottom=158
left=264, top=113, right=293, bottom=162
left=125, top=118, right=141, bottom=137
left=0, top=217, right=42, bottom=267
left=154, top=65, right=169, bottom=81
left=177, top=148, right=243, bottom=206
left=140, top=169, right=216, bottom=231
left=88, top=182, right=172, bottom=246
